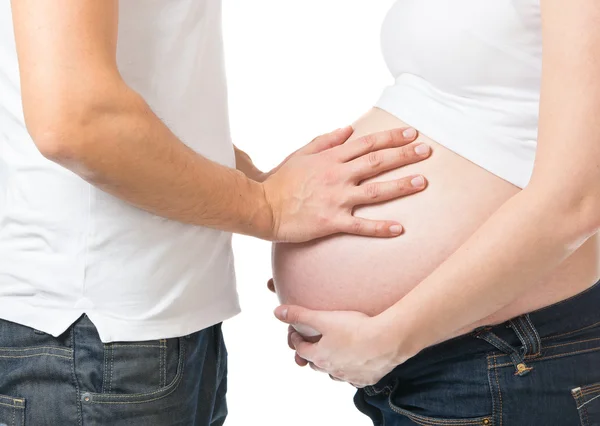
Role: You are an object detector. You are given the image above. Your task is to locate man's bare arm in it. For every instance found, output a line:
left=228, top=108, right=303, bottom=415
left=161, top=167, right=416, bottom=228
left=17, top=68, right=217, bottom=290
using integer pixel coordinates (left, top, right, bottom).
left=11, top=0, right=430, bottom=242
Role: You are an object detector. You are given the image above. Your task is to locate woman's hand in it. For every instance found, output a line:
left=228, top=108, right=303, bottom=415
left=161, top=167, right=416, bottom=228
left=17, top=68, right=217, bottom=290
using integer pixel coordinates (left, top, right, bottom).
left=273, top=305, right=412, bottom=387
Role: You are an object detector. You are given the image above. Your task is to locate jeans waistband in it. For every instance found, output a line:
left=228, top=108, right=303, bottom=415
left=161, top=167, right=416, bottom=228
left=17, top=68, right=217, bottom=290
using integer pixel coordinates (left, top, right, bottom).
left=371, top=278, right=600, bottom=390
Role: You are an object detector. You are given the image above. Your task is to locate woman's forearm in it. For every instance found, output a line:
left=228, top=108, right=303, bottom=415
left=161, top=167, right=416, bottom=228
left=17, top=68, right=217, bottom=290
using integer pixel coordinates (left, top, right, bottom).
left=380, top=185, right=599, bottom=360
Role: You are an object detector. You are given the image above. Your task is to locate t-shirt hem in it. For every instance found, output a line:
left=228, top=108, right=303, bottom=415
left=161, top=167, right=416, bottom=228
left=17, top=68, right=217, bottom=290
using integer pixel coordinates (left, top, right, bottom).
left=0, top=299, right=241, bottom=343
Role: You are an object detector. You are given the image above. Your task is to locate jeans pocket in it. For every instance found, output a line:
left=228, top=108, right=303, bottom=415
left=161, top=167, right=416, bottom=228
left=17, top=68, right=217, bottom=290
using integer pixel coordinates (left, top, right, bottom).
left=83, top=337, right=186, bottom=405
left=0, top=395, right=25, bottom=426
left=387, top=381, right=494, bottom=426
left=572, top=383, right=600, bottom=426
left=387, top=400, right=493, bottom=426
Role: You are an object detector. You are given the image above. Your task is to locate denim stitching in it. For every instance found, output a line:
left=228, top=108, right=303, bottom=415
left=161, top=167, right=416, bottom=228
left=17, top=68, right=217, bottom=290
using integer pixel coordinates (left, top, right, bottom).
left=509, top=320, right=528, bottom=355
left=494, top=355, right=502, bottom=426
left=524, top=315, right=542, bottom=356
left=478, top=330, right=524, bottom=373
left=543, top=320, right=600, bottom=341
left=486, top=355, right=497, bottom=425
left=387, top=381, right=490, bottom=425
left=68, top=326, right=82, bottom=426
left=0, top=396, right=21, bottom=403
left=159, top=339, right=166, bottom=388
left=491, top=336, right=600, bottom=362
left=0, top=346, right=72, bottom=354
left=0, top=402, right=24, bottom=409
left=109, top=344, right=114, bottom=394
left=0, top=353, right=71, bottom=360
left=88, top=337, right=186, bottom=403
left=579, top=389, right=591, bottom=426
left=494, top=346, right=600, bottom=368
left=514, top=317, right=537, bottom=356
left=581, top=386, right=600, bottom=396
left=578, top=393, right=600, bottom=409
left=534, top=336, right=600, bottom=352
left=110, top=344, right=161, bottom=349
left=102, top=345, right=108, bottom=394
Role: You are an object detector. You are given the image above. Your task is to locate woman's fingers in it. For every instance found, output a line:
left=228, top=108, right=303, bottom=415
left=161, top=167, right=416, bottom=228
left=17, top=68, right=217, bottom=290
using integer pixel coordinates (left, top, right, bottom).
left=349, top=175, right=427, bottom=206
left=309, top=362, right=328, bottom=374
left=335, top=128, right=418, bottom=162
left=346, top=143, right=431, bottom=182
left=267, top=278, right=276, bottom=293
left=295, top=353, right=309, bottom=367
left=287, top=325, right=296, bottom=350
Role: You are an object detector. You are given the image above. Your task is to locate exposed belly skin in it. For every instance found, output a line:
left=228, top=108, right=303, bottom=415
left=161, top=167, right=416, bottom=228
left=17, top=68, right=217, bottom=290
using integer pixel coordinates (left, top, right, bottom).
left=272, top=108, right=599, bottom=334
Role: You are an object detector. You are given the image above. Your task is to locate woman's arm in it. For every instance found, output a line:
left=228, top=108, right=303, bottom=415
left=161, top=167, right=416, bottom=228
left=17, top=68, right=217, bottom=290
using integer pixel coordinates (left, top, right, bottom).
left=274, top=0, right=600, bottom=386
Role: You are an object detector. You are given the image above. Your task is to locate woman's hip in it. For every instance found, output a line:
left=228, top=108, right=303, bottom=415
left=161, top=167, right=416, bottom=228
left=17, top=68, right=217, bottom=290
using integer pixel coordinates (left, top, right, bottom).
left=355, top=278, right=600, bottom=426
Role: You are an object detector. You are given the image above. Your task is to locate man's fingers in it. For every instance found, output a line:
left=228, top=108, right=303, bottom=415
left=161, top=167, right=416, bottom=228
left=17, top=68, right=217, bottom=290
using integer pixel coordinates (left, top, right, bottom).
left=299, top=126, right=354, bottom=155
left=267, top=278, right=276, bottom=293
left=338, top=217, right=404, bottom=238
left=346, top=143, right=431, bottom=182
left=335, top=127, right=418, bottom=162
left=349, top=175, right=427, bottom=206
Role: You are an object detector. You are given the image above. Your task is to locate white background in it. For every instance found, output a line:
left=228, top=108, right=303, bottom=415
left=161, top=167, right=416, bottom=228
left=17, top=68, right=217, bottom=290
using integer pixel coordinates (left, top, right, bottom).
left=222, top=1, right=396, bottom=425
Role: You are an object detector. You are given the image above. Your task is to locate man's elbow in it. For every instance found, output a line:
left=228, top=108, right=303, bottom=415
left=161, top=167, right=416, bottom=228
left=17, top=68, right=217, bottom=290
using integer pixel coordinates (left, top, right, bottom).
left=30, top=121, right=86, bottom=164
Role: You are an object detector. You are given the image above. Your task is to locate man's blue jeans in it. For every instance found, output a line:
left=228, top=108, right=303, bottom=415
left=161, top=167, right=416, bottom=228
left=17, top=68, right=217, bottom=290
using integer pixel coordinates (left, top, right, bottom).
left=0, top=315, right=227, bottom=425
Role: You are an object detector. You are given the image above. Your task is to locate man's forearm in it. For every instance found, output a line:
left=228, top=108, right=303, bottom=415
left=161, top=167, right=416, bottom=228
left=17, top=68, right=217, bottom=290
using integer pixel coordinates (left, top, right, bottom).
left=40, top=85, right=274, bottom=238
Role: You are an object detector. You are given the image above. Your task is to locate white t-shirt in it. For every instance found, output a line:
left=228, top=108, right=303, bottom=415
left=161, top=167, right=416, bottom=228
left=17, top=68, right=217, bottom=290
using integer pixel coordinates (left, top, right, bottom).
left=377, top=0, right=542, bottom=188
left=0, top=0, right=240, bottom=342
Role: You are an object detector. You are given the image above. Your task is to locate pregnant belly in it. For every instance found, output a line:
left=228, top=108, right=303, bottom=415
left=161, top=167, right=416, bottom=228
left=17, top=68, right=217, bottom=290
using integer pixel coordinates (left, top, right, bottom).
left=272, top=108, right=599, bottom=331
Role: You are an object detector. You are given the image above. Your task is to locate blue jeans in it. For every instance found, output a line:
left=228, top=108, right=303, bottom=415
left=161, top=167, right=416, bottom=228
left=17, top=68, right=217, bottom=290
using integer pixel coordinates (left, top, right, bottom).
left=355, top=279, right=600, bottom=426
left=0, top=315, right=227, bottom=426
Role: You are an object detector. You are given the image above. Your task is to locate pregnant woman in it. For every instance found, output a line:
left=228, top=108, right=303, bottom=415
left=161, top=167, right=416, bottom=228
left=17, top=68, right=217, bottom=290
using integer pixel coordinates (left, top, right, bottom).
left=272, top=1, right=600, bottom=425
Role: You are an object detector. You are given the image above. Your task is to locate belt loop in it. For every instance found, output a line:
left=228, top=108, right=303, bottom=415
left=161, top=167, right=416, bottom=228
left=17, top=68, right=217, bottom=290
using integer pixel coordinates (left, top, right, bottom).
left=474, top=326, right=534, bottom=377
left=509, top=314, right=542, bottom=358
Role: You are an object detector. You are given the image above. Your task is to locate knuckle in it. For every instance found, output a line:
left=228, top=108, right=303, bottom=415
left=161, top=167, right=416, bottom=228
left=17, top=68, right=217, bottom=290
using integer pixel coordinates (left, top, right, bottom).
left=350, top=219, right=364, bottom=234
left=396, top=147, right=409, bottom=161
left=317, top=213, right=332, bottom=229
left=364, top=184, right=380, bottom=200
left=359, top=134, right=376, bottom=149
left=367, top=152, right=381, bottom=168
left=396, top=179, right=410, bottom=192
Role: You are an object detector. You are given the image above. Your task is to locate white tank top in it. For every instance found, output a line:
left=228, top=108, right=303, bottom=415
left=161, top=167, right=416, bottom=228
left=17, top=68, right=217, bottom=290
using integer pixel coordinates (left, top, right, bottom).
left=0, top=0, right=240, bottom=342
left=377, top=0, right=542, bottom=188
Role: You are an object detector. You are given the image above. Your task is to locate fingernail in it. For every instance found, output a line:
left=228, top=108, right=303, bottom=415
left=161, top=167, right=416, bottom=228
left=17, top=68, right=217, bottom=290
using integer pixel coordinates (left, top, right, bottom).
left=411, top=176, right=425, bottom=188
left=280, top=308, right=288, bottom=320
left=414, top=144, right=430, bottom=156
left=389, top=225, right=403, bottom=234
left=403, top=128, right=417, bottom=139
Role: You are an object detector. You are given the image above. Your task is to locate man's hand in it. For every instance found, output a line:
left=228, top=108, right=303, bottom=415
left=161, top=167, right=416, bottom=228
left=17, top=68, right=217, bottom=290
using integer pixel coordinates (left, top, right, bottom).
left=263, top=127, right=430, bottom=242
left=235, top=126, right=356, bottom=183
left=273, top=305, right=413, bottom=387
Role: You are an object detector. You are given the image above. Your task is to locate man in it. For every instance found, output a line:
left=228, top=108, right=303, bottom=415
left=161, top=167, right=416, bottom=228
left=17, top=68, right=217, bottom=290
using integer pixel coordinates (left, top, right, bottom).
left=0, top=1, right=428, bottom=425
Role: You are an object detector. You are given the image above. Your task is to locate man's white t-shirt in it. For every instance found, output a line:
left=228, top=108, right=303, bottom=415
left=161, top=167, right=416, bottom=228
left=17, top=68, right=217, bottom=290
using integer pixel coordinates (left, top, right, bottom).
left=0, top=0, right=241, bottom=342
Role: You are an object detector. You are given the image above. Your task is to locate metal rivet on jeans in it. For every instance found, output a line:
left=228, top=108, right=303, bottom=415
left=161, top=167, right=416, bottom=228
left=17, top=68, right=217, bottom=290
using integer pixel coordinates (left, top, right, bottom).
left=483, top=419, right=490, bottom=425
left=81, top=392, right=92, bottom=403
